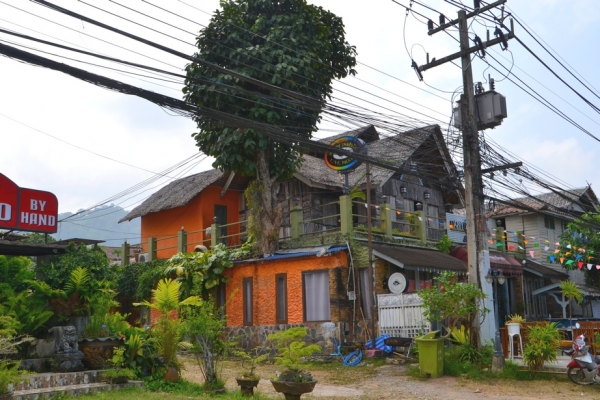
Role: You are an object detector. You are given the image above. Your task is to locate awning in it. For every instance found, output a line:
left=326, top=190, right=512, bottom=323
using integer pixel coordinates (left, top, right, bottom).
left=449, top=246, right=523, bottom=275
left=533, top=282, right=600, bottom=298
left=523, top=259, right=568, bottom=280
left=372, top=244, right=467, bottom=273
left=0, top=238, right=105, bottom=257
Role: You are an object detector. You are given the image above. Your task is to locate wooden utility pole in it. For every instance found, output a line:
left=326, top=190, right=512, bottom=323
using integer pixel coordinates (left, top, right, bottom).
left=418, top=0, right=514, bottom=354
left=366, top=163, right=377, bottom=349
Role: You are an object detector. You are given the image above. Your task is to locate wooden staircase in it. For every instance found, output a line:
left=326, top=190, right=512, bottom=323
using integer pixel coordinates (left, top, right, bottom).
left=11, top=370, right=143, bottom=399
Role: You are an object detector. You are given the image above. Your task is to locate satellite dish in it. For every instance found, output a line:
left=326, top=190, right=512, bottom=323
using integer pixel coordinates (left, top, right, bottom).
left=388, top=272, right=407, bottom=294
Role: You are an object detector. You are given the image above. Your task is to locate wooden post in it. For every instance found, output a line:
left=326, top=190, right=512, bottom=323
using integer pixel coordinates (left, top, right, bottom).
left=211, top=217, right=219, bottom=248
left=380, top=201, right=392, bottom=239
left=177, top=227, right=187, bottom=253
left=339, top=195, right=352, bottom=235
left=121, top=242, right=130, bottom=267
left=414, top=210, right=427, bottom=244
left=148, top=237, right=156, bottom=261
left=290, top=200, right=303, bottom=239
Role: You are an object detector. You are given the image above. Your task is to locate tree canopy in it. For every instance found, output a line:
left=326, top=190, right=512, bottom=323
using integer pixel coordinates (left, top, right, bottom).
left=183, top=0, right=356, bottom=179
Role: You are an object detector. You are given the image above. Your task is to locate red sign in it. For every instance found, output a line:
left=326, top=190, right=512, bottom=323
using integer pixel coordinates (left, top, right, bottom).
left=0, top=174, right=58, bottom=233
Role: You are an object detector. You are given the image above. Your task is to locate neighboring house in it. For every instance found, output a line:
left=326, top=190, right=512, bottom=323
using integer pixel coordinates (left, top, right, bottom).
left=486, top=187, right=599, bottom=322
left=119, top=124, right=469, bottom=348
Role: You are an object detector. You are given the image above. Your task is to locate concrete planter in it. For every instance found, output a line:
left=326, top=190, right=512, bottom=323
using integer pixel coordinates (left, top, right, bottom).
left=506, top=323, right=521, bottom=336
left=236, top=377, right=260, bottom=396
left=78, top=338, right=122, bottom=369
left=271, top=379, right=317, bottom=400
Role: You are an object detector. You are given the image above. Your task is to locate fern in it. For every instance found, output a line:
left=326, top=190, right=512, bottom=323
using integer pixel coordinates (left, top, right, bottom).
left=27, top=281, right=67, bottom=299
left=64, top=267, right=90, bottom=297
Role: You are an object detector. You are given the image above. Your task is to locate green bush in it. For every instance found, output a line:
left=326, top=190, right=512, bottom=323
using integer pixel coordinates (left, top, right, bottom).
left=522, top=323, right=561, bottom=370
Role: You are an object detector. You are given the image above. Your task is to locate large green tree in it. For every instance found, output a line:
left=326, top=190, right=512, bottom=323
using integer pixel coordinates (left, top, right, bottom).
left=183, top=0, right=357, bottom=254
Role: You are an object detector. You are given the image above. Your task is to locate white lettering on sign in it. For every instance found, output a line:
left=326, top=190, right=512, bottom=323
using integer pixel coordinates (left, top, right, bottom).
left=29, top=199, right=47, bottom=211
left=0, top=203, right=10, bottom=221
left=20, top=212, right=56, bottom=226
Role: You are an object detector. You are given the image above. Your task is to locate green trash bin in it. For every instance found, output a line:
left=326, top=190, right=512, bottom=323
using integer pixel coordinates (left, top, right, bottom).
left=414, top=330, right=445, bottom=377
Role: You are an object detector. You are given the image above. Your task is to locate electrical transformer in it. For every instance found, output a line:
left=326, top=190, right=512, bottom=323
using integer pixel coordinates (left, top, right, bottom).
left=453, top=90, right=507, bottom=130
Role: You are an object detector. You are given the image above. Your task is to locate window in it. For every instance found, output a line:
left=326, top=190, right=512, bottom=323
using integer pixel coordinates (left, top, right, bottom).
left=303, top=270, right=331, bottom=322
left=544, top=216, right=555, bottom=230
left=359, top=268, right=373, bottom=319
left=243, top=277, right=253, bottom=325
left=275, top=274, right=287, bottom=324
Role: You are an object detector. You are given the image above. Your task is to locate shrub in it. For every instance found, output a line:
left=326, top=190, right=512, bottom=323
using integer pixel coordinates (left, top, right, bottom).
left=522, top=323, right=561, bottom=370
left=267, top=327, right=321, bottom=382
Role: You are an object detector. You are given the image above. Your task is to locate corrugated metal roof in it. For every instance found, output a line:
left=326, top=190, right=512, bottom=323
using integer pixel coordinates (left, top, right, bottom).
left=235, top=246, right=347, bottom=263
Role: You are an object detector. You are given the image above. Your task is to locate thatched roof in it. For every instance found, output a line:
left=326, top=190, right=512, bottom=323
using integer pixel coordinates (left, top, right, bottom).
left=295, top=125, right=440, bottom=189
left=316, top=125, right=379, bottom=146
left=488, top=187, right=599, bottom=217
left=119, top=169, right=224, bottom=222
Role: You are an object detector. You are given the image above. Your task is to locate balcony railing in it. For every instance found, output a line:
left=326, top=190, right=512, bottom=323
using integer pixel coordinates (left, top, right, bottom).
left=119, top=194, right=447, bottom=265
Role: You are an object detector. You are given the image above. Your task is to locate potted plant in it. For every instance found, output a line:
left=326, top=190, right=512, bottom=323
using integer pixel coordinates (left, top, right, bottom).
left=101, top=347, right=136, bottom=384
left=267, top=327, right=321, bottom=400
left=506, top=314, right=526, bottom=336
left=233, top=346, right=268, bottom=396
left=79, top=287, right=129, bottom=369
left=134, top=278, right=201, bottom=382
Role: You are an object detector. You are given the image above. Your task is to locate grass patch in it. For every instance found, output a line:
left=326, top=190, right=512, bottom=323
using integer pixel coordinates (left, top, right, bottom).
left=76, top=386, right=272, bottom=399
left=302, top=357, right=388, bottom=385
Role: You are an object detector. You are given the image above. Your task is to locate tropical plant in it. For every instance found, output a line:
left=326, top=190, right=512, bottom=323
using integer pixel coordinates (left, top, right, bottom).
left=436, top=234, right=453, bottom=254
left=418, top=271, right=489, bottom=338
left=0, top=361, right=24, bottom=395
left=559, top=281, right=584, bottom=330
left=134, top=279, right=202, bottom=372
left=39, top=242, right=116, bottom=290
left=267, top=327, right=321, bottom=383
left=522, top=322, right=562, bottom=370
left=233, top=345, right=268, bottom=380
left=101, top=346, right=136, bottom=384
left=183, top=0, right=357, bottom=255
left=165, top=244, right=244, bottom=297
left=506, top=314, right=526, bottom=325
left=185, top=300, right=230, bottom=388
left=446, top=325, right=480, bottom=363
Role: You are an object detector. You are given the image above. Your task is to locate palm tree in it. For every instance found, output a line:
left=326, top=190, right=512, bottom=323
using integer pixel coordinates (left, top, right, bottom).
left=134, top=279, right=201, bottom=370
left=560, top=281, right=584, bottom=331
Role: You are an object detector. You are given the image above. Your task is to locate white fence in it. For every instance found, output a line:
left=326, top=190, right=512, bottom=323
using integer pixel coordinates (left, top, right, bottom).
left=377, top=293, right=431, bottom=338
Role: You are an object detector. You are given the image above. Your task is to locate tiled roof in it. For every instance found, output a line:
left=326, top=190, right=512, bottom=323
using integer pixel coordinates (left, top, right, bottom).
left=488, top=187, right=596, bottom=217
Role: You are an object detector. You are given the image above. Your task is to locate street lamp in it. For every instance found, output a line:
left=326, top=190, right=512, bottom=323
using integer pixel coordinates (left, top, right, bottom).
left=485, top=269, right=506, bottom=372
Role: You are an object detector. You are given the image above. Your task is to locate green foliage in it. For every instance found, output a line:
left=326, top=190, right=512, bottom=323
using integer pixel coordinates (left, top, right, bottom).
left=39, top=243, right=116, bottom=290
left=183, top=0, right=356, bottom=179
left=134, top=279, right=202, bottom=371
left=267, top=327, right=321, bottom=382
left=184, top=300, right=229, bottom=387
left=0, top=361, right=25, bottom=394
left=436, top=234, right=452, bottom=254
left=124, top=260, right=169, bottom=302
left=522, top=323, right=561, bottom=370
left=102, top=346, right=136, bottom=382
left=506, top=314, right=526, bottom=324
left=233, top=346, right=268, bottom=380
left=0, top=256, right=53, bottom=336
left=559, top=280, right=583, bottom=304
left=418, top=271, right=488, bottom=331
left=165, top=243, right=248, bottom=297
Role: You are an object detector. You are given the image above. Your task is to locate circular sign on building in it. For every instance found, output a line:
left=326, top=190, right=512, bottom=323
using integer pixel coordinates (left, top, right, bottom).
left=324, top=136, right=366, bottom=171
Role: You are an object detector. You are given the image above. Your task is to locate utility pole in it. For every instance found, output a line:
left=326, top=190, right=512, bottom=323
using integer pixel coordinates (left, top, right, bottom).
left=417, top=0, right=514, bottom=368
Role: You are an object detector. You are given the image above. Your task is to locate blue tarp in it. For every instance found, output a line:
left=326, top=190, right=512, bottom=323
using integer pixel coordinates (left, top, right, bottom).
left=365, top=334, right=393, bottom=354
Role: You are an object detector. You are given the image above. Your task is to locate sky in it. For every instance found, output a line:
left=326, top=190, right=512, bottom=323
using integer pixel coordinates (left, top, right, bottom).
left=1, top=0, right=600, bottom=242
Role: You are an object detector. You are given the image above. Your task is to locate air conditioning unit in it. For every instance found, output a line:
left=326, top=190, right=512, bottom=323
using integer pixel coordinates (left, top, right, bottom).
left=138, top=253, right=149, bottom=263
left=453, top=90, right=507, bottom=130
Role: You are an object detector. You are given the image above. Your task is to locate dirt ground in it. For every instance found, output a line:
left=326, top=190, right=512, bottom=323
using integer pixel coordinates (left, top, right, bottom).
left=181, top=358, right=600, bottom=400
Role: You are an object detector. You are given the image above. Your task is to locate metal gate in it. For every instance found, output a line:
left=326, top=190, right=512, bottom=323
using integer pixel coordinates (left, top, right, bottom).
left=377, top=293, right=431, bottom=338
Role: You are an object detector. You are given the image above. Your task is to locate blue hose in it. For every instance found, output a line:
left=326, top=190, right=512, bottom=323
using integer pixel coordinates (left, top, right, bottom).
left=343, top=349, right=363, bottom=366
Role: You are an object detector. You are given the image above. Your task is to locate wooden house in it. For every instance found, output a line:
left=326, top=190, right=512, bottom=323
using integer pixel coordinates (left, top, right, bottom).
left=119, top=124, right=471, bottom=348
left=487, top=187, right=599, bottom=321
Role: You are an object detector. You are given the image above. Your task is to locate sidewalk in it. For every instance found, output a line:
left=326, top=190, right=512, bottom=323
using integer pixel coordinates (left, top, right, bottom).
left=508, top=355, right=571, bottom=372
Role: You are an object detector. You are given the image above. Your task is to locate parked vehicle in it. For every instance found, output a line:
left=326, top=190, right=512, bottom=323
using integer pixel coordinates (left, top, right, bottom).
left=565, top=333, right=600, bottom=385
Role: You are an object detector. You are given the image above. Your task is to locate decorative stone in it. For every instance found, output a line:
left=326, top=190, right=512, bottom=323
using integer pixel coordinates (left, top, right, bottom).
left=48, top=326, right=85, bottom=372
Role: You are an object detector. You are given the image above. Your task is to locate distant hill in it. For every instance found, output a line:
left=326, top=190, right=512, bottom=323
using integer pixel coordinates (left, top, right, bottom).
left=53, top=205, right=140, bottom=247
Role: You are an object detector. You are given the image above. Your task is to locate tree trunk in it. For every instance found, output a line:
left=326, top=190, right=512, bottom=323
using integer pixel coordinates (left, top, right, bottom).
left=254, top=152, right=283, bottom=256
